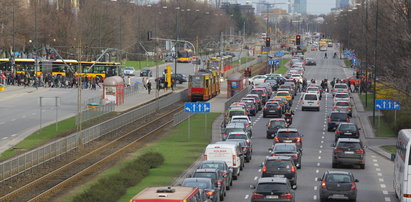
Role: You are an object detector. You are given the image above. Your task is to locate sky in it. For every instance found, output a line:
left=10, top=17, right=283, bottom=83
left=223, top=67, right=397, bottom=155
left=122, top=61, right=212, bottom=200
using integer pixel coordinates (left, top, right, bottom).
left=307, top=0, right=336, bottom=15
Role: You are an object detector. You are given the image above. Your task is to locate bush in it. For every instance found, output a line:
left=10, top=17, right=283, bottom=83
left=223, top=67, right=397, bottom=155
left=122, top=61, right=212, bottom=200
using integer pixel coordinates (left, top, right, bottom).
left=73, top=152, right=164, bottom=202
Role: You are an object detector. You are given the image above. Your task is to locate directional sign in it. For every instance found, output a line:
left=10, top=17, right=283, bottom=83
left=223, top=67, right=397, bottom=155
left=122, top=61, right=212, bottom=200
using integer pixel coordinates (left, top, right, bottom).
left=375, top=100, right=400, bottom=110
left=274, top=60, right=280, bottom=65
left=275, top=52, right=284, bottom=57
left=184, top=102, right=211, bottom=113
left=268, top=60, right=280, bottom=65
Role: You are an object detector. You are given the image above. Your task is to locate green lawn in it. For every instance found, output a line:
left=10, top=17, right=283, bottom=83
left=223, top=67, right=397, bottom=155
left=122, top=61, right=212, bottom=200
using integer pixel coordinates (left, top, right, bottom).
left=344, top=59, right=352, bottom=68
left=0, top=117, right=76, bottom=160
left=123, top=60, right=166, bottom=70
left=275, top=58, right=291, bottom=74
left=359, top=94, right=375, bottom=111
left=381, top=145, right=396, bottom=154
left=232, top=57, right=255, bottom=66
left=368, top=116, right=396, bottom=137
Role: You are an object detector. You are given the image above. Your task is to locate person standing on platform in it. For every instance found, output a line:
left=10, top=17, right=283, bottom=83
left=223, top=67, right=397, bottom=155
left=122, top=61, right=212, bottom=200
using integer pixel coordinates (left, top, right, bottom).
left=147, top=80, right=152, bottom=94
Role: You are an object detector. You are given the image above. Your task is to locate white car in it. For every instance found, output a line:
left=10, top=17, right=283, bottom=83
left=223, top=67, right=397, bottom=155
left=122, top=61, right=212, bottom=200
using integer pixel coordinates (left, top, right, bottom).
left=333, top=93, right=351, bottom=103
left=301, top=93, right=320, bottom=111
left=306, top=86, right=322, bottom=99
left=290, top=74, right=303, bottom=83
left=249, top=75, right=267, bottom=85
left=123, top=67, right=135, bottom=76
left=230, top=115, right=252, bottom=128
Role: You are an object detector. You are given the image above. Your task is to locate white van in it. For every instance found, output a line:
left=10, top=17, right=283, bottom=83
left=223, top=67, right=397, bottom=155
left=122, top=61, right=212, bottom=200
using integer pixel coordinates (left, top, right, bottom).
left=394, top=129, right=411, bottom=201
left=301, top=93, right=320, bottom=111
left=204, top=143, right=242, bottom=179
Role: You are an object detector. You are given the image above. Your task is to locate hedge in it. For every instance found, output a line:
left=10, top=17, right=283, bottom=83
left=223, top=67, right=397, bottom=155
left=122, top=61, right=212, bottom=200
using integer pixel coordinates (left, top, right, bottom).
left=73, top=152, right=164, bottom=202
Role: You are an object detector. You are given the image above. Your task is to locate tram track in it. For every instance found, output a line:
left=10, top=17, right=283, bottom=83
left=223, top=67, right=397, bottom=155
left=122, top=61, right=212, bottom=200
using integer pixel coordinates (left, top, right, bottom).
left=0, top=104, right=183, bottom=202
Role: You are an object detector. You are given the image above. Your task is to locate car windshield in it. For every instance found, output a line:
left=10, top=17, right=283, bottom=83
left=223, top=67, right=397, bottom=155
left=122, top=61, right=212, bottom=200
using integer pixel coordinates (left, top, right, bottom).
left=335, top=84, right=347, bottom=89
left=336, top=102, right=350, bottom=107
left=201, top=163, right=224, bottom=170
left=182, top=181, right=211, bottom=189
left=232, top=118, right=248, bottom=122
left=256, top=183, right=289, bottom=192
left=277, top=132, right=299, bottom=138
left=326, top=174, right=352, bottom=183
left=307, top=88, right=318, bottom=91
left=266, top=160, right=293, bottom=168
left=229, top=111, right=244, bottom=117
left=270, top=121, right=286, bottom=128
left=277, top=92, right=289, bottom=96
left=330, top=113, right=348, bottom=120
left=266, top=104, right=279, bottom=109
left=274, top=145, right=296, bottom=152
left=227, top=134, right=247, bottom=140
left=337, top=142, right=361, bottom=150
left=250, top=90, right=263, bottom=96
left=125, top=67, right=134, bottom=70
left=193, top=172, right=217, bottom=180
left=336, top=94, right=349, bottom=98
left=339, top=124, right=357, bottom=130
left=225, top=128, right=244, bottom=134
left=304, top=94, right=318, bottom=100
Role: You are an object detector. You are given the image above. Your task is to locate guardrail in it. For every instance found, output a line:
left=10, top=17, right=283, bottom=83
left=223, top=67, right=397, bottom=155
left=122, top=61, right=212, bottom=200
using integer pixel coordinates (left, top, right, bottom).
left=0, top=89, right=188, bottom=183
left=76, top=103, right=115, bottom=125
left=224, top=85, right=252, bottom=112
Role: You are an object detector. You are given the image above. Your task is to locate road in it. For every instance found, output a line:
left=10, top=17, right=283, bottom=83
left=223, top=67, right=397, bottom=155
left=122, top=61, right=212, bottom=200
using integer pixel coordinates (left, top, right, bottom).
left=222, top=48, right=397, bottom=202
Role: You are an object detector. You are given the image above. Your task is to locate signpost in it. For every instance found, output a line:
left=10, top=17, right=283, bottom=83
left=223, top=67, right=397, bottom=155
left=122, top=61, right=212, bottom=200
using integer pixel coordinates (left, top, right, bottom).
left=267, top=60, right=280, bottom=73
left=184, top=102, right=211, bottom=140
left=375, top=99, right=400, bottom=134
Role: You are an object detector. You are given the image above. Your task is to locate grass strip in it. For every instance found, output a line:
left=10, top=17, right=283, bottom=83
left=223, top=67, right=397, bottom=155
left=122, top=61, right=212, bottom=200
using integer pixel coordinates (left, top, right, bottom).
left=359, top=94, right=375, bottom=111
left=381, top=145, right=396, bottom=154
left=275, top=58, right=291, bottom=74
left=344, top=59, right=352, bottom=68
left=232, top=57, right=255, bottom=66
left=123, top=60, right=165, bottom=70
left=368, top=116, right=396, bottom=137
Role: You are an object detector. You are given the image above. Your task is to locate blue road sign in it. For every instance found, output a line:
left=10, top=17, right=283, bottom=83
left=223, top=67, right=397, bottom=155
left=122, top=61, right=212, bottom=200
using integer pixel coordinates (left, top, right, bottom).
left=275, top=52, right=284, bottom=57
left=184, top=102, right=211, bottom=113
left=268, top=60, right=280, bottom=65
left=274, top=60, right=280, bottom=65
left=375, top=100, right=400, bottom=110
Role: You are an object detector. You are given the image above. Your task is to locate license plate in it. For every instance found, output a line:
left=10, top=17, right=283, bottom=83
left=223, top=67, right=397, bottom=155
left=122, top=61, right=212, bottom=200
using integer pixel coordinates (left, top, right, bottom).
left=266, top=195, right=279, bottom=199
left=284, top=140, right=292, bottom=143
left=273, top=175, right=284, bottom=177
left=333, top=194, right=345, bottom=198
left=270, top=110, right=277, bottom=112
left=344, top=133, right=352, bottom=135
left=308, top=102, right=313, bottom=104
left=344, top=151, right=354, bottom=154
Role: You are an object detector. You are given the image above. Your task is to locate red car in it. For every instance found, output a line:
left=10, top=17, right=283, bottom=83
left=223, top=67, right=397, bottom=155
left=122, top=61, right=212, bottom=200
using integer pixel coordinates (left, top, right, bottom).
left=342, top=75, right=362, bottom=86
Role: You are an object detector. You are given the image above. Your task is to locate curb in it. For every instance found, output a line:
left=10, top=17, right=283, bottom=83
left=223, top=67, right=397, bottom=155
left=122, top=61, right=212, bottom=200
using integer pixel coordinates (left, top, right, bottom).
left=368, top=146, right=394, bottom=161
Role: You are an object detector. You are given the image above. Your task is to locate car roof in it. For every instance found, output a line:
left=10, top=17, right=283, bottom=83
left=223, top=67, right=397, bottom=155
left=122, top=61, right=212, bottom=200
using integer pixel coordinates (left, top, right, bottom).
left=183, top=178, right=213, bottom=183
left=277, top=128, right=298, bottom=132
left=269, top=118, right=286, bottom=121
left=226, top=123, right=245, bottom=128
left=330, top=111, right=348, bottom=114
left=231, top=115, right=249, bottom=119
left=274, top=143, right=297, bottom=147
left=202, top=160, right=227, bottom=165
left=258, top=177, right=288, bottom=184
left=277, top=91, right=290, bottom=94
left=195, top=168, right=219, bottom=173
left=228, top=131, right=247, bottom=135
left=337, top=138, right=361, bottom=143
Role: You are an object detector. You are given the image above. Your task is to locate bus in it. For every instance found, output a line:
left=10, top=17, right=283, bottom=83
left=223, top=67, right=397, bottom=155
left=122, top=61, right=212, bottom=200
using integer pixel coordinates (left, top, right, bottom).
left=75, top=61, right=120, bottom=80
left=206, top=56, right=233, bottom=73
left=394, top=129, right=411, bottom=201
left=50, top=59, right=78, bottom=77
left=188, top=73, right=213, bottom=101
left=0, top=58, right=36, bottom=75
left=130, top=186, right=204, bottom=202
left=176, top=49, right=193, bottom=63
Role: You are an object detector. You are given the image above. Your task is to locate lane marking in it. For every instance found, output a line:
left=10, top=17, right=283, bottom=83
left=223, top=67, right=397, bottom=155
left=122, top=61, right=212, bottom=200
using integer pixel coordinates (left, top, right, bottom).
left=245, top=195, right=249, bottom=199
left=11, top=119, right=16, bottom=122
left=11, top=134, right=17, bottom=137
left=22, top=115, right=27, bottom=118
left=373, top=159, right=378, bottom=162
left=385, top=197, right=391, bottom=202
left=379, top=178, right=384, bottom=182
left=376, top=168, right=381, bottom=171
left=258, top=169, right=261, bottom=172
left=322, top=131, right=325, bottom=135
left=314, top=186, right=318, bottom=190
left=320, top=145, right=323, bottom=148
left=321, top=140, right=324, bottom=144
left=317, top=162, right=321, bottom=167
left=254, top=176, right=258, bottom=181
left=2, top=137, right=8, bottom=140
left=380, top=184, right=386, bottom=188
left=377, top=173, right=382, bottom=176
left=313, top=195, right=317, bottom=200
left=372, top=155, right=376, bottom=158
left=319, top=150, right=322, bottom=154
left=316, top=169, right=319, bottom=173
left=318, top=156, right=321, bottom=160
left=322, top=136, right=324, bottom=139
left=382, top=190, right=388, bottom=195
left=374, top=163, right=380, bottom=167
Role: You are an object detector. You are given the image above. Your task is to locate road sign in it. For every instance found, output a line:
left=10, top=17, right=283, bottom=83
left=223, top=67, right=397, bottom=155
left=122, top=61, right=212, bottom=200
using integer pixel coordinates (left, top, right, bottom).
left=274, top=60, right=280, bottom=65
left=184, top=102, right=210, bottom=113
left=275, top=52, right=284, bottom=57
left=268, top=60, right=280, bottom=65
left=375, top=100, right=400, bottom=110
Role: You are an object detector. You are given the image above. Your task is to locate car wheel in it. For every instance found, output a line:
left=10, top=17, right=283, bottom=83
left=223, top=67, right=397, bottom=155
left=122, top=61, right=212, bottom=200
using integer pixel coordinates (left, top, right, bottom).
left=327, top=127, right=332, bottom=132
left=233, top=175, right=238, bottom=180
left=240, top=165, right=243, bottom=171
left=317, top=107, right=320, bottom=111
left=230, top=179, right=233, bottom=186
left=263, top=114, right=266, bottom=118
left=360, top=164, right=365, bottom=169
left=179, top=80, right=183, bottom=84
left=301, top=107, right=304, bottom=111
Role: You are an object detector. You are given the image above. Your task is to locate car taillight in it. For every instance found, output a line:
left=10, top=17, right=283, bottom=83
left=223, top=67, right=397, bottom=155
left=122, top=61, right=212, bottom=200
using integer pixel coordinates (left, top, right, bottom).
left=346, top=118, right=350, bottom=122
left=336, top=130, right=341, bottom=135
left=351, top=181, right=356, bottom=189
left=334, top=149, right=343, bottom=153
left=347, top=106, right=352, bottom=109
left=263, top=94, right=267, bottom=96
left=293, top=153, right=298, bottom=157
left=246, top=123, right=251, bottom=127
left=332, top=89, right=336, bottom=91
left=277, top=106, right=281, bottom=109
left=262, top=165, right=267, bottom=172
left=291, top=166, right=295, bottom=173
left=222, top=172, right=228, bottom=179
left=252, top=193, right=264, bottom=199
left=281, top=193, right=293, bottom=199
left=204, top=155, right=208, bottom=159
left=223, top=133, right=227, bottom=137
left=264, top=106, right=267, bottom=110
left=403, top=194, right=411, bottom=198
left=328, top=118, right=332, bottom=122
left=252, top=106, right=255, bottom=109
left=321, top=180, right=327, bottom=189
left=271, top=153, right=276, bottom=156
left=217, top=180, right=222, bottom=185
left=274, top=137, right=280, bottom=142
left=295, top=137, right=301, bottom=143
left=301, top=100, right=304, bottom=104
left=355, top=149, right=365, bottom=154
left=317, top=101, right=320, bottom=105
left=233, top=155, right=236, bottom=166
left=206, top=191, right=214, bottom=197
left=242, top=146, right=248, bottom=151
left=246, top=140, right=251, bottom=145
left=333, top=106, right=339, bottom=109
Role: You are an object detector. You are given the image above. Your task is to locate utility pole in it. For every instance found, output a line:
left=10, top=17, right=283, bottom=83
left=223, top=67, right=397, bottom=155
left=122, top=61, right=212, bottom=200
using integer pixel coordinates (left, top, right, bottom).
left=174, top=6, right=180, bottom=74
left=372, top=0, right=379, bottom=125
left=364, top=0, right=369, bottom=107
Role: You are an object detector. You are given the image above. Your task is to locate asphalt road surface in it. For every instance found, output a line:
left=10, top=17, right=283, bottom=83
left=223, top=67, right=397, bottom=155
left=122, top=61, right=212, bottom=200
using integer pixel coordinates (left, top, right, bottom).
left=222, top=48, right=397, bottom=202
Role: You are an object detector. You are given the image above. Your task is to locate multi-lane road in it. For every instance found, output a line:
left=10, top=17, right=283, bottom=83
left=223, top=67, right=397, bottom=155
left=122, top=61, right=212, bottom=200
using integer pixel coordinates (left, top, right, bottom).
left=222, top=49, right=397, bottom=202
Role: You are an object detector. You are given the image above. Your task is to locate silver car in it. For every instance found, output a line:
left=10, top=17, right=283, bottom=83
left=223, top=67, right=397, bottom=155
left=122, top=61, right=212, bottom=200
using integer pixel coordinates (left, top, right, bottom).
left=333, top=93, right=351, bottom=103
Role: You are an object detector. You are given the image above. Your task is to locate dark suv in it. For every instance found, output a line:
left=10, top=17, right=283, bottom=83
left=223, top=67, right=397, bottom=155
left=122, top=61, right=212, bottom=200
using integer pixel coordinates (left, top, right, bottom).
left=269, top=143, right=302, bottom=169
left=274, top=128, right=303, bottom=151
left=226, top=139, right=252, bottom=162
left=335, top=123, right=360, bottom=142
left=327, top=111, right=350, bottom=131
left=332, top=138, right=365, bottom=169
left=262, top=156, right=297, bottom=187
left=266, top=118, right=287, bottom=139
left=181, top=178, right=219, bottom=202
left=251, top=177, right=295, bottom=202
left=317, top=171, right=358, bottom=201
left=263, top=102, right=282, bottom=118
left=191, top=168, right=226, bottom=201
left=251, top=88, right=268, bottom=104
left=197, top=160, right=233, bottom=191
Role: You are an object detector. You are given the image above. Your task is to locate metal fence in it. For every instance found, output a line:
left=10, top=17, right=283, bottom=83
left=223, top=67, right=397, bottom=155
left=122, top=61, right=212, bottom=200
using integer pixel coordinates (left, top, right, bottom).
left=224, top=85, right=252, bottom=111
left=173, top=110, right=193, bottom=126
left=0, top=89, right=188, bottom=183
left=76, top=103, right=115, bottom=125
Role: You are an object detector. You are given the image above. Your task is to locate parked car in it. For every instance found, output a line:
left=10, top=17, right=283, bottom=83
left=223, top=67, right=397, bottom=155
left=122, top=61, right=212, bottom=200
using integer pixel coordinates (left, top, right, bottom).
left=164, top=55, right=174, bottom=62
left=261, top=156, right=297, bottom=187
left=123, top=67, right=135, bottom=76
left=332, top=138, right=365, bottom=169
left=266, top=118, right=287, bottom=139
left=317, top=170, right=359, bottom=201
left=197, top=160, right=233, bottom=190
left=250, top=177, right=295, bottom=202
left=181, top=178, right=219, bottom=202
left=269, top=143, right=302, bottom=169
left=140, top=68, right=152, bottom=77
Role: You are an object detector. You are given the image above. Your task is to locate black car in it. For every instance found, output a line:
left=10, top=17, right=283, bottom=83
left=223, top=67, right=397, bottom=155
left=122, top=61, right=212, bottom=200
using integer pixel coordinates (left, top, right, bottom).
left=274, top=128, right=303, bottom=152
left=181, top=178, right=219, bottom=202
left=160, top=73, right=188, bottom=84
left=251, top=88, right=268, bottom=104
left=327, top=111, right=350, bottom=131
left=197, top=160, right=233, bottom=190
left=250, top=177, right=295, bottom=202
left=244, top=101, right=257, bottom=116
left=226, top=139, right=252, bottom=162
left=262, top=156, right=297, bottom=186
left=266, top=118, right=287, bottom=139
left=140, top=68, right=152, bottom=77
left=332, top=138, right=365, bottom=169
left=269, top=143, right=302, bottom=169
left=191, top=168, right=226, bottom=201
left=263, top=102, right=282, bottom=118
left=317, top=171, right=358, bottom=201
left=335, top=123, right=360, bottom=142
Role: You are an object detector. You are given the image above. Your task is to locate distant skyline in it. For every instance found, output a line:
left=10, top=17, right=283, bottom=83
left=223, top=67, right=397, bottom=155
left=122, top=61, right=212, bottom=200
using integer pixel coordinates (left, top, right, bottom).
left=236, top=0, right=336, bottom=15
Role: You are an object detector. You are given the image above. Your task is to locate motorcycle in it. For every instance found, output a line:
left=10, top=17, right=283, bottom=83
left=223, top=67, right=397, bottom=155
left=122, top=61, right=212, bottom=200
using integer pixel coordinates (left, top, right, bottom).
left=284, top=110, right=294, bottom=126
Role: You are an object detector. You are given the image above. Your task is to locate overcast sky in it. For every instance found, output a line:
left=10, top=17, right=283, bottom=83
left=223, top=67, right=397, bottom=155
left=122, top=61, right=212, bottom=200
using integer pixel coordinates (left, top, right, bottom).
left=307, top=0, right=336, bottom=15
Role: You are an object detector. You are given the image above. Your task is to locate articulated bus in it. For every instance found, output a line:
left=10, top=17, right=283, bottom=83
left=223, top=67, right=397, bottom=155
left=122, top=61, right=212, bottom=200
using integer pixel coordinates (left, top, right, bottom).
left=75, top=61, right=120, bottom=80
left=176, top=49, right=193, bottom=63
left=394, top=129, right=411, bottom=201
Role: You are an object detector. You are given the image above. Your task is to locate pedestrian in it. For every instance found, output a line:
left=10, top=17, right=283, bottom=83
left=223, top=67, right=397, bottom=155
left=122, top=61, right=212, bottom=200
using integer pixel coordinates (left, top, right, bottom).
left=350, top=83, right=355, bottom=93
left=171, top=79, right=175, bottom=91
left=164, top=80, right=168, bottom=92
left=142, top=77, right=147, bottom=89
left=147, top=80, right=152, bottom=94
left=126, top=76, right=131, bottom=87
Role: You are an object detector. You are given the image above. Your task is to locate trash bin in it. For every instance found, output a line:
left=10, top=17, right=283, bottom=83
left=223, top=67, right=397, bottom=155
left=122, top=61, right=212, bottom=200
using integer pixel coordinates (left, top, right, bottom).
left=0, top=84, right=5, bottom=91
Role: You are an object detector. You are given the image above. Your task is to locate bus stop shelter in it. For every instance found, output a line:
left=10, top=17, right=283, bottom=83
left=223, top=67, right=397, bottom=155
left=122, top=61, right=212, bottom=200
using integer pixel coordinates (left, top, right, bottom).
left=103, top=76, right=124, bottom=105
left=227, top=72, right=244, bottom=98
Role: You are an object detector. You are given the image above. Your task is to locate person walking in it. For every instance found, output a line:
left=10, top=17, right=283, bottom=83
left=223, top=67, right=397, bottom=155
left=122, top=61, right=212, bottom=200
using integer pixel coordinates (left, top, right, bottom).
left=147, top=80, right=152, bottom=94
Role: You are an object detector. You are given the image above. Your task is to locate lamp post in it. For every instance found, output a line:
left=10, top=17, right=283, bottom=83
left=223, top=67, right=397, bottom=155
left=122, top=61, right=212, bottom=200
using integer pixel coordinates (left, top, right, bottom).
left=372, top=0, right=379, bottom=125
left=174, top=6, right=180, bottom=75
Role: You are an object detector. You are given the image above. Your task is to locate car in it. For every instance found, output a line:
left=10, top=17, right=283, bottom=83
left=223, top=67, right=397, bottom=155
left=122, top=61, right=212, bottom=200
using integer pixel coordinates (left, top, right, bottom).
left=257, top=83, right=273, bottom=95
left=317, top=170, right=359, bottom=201
left=266, top=118, right=287, bottom=139
left=290, top=74, right=303, bottom=83
left=251, top=88, right=269, bottom=104
left=172, top=73, right=188, bottom=84
left=335, top=123, right=361, bottom=142
left=181, top=178, right=219, bottom=202
left=269, top=97, right=288, bottom=113
left=332, top=138, right=365, bottom=169
left=243, top=100, right=257, bottom=116
left=332, top=83, right=350, bottom=96
left=264, top=77, right=279, bottom=91
left=304, top=58, right=317, bottom=66
left=342, top=75, right=362, bottom=86
left=224, top=108, right=247, bottom=126
left=249, top=75, right=267, bottom=85
left=301, top=93, right=320, bottom=111
left=123, top=67, right=135, bottom=76
left=164, top=55, right=174, bottom=62
left=197, top=160, right=233, bottom=191
left=250, top=177, right=295, bottom=202
left=226, top=131, right=252, bottom=149
left=215, top=141, right=246, bottom=171
left=273, top=128, right=303, bottom=152
left=277, top=86, right=294, bottom=99
left=333, top=101, right=353, bottom=117
left=230, top=102, right=250, bottom=115
left=222, top=122, right=248, bottom=140
left=226, top=139, right=252, bottom=162
left=269, top=143, right=302, bottom=169
left=191, top=169, right=226, bottom=201
left=306, top=86, right=322, bottom=100
left=244, top=95, right=263, bottom=110
left=276, top=91, right=293, bottom=106
left=261, top=156, right=297, bottom=187
left=140, top=68, right=153, bottom=77
left=204, top=143, right=242, bottom=180
left=333, top=93, right=351, bottom=103
left=327, top=111, right=351, bottom=131
left=263, top=102, right=282, bottom=118
left=230, top=115, right=252, bottom=129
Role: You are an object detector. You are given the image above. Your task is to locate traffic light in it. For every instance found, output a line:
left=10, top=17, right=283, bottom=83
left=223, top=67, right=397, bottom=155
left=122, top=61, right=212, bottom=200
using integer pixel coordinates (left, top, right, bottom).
left=296, top=35, right=301, bottom=45
left=247, top=67, right=252, bottom=77
left=265, top=37, right=271, bottom=47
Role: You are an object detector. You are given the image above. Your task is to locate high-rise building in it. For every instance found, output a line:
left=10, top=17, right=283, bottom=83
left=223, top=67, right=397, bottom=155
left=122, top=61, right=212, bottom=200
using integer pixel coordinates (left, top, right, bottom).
left=336, top=0, right=350, bottom=9
left=293, top=0, right=307, bottom=14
